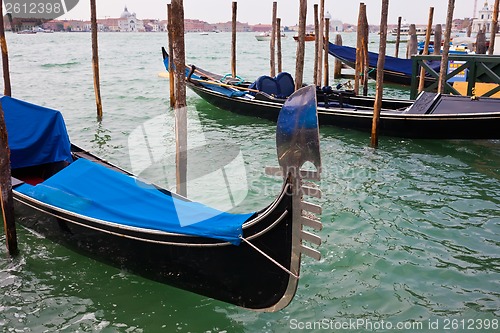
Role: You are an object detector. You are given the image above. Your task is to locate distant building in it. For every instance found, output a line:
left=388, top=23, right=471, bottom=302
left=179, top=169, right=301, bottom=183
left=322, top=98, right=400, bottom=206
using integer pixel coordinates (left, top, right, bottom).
left=330, top=19, right=344, bottom=32
left=472, top=1, right=494, bottom=33
left=118, top=6, right=143, bottom=32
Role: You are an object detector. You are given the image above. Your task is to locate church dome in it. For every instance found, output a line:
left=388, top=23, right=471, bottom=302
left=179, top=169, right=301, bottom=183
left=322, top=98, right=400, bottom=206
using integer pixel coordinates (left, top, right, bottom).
left=120, top=6, right=130, bottom=18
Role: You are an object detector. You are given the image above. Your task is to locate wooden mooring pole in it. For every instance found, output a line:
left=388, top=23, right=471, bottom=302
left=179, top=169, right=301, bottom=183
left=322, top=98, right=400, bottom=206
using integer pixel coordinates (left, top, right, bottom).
left=418, top=7, right=434, bottom=93
left=294, top=0, right=307, bottom=90
left=362, top=11, right=369, bottom=96
left=90, top=0, right=103, bottom=121
left=438, top=0, right=455, bottom=94
left=231, top=1, right=237, bottom=78
left=313, top=4, right=320, bottom=85
left=434, top=24, right=442, bottom=55
left=0, top=103, right=17, bottom=255
left=171, top=0, right=187, bottom=197
left=167, top=4, right=175, bottom=108
left=370, top=0, right=389, bottom=148
left=323, top=17, right=330, bottom=88
left=333, top=34, right=343, bottom=79
left=270, top=1, right=277, bottom=77
left=395, top=16, right=402, bottom=58
left=488, top=0, right=499, bottom=55
left=406, top=24, right=418, bottom=59
left=277, top=18, right=282, bottom=73
left=354, top=3, right=366, bottom=95
left=0, top=2, right=11, bottom=97
left=317, top=0, right=325, bottom=87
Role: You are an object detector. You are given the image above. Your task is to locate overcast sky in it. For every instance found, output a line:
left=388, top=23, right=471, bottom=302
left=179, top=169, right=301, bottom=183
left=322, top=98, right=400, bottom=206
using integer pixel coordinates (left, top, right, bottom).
left=59, top=0, right=480, bottom=26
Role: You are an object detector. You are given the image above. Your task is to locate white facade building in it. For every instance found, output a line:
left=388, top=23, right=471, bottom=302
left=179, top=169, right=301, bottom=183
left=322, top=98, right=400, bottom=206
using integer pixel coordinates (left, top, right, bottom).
left=472, top=1, right=493, bottom=33
left=118, top=6, right=144, bottom=32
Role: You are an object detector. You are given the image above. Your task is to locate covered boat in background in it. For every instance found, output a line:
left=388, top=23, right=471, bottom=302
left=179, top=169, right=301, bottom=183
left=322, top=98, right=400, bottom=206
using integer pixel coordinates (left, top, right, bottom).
left=2, top=86, right=323, bottom=312
left=327, top=42, right=441, bottom=86
left=162, top=48, right=500, bottom=139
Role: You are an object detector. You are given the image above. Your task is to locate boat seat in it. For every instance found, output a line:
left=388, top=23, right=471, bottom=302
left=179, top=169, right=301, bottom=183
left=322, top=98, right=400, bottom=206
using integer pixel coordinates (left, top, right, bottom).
left=275, top=72, right=295, bottom=98
left=249, top=72, right=295, bottom=98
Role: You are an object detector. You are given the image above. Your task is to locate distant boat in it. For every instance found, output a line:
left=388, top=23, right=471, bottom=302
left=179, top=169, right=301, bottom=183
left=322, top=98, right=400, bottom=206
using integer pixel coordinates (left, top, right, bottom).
left=17, top=30, right=36, bottom=35
left=327, top=42, right=441, bottom=86
left=200, top=32, right=209, bottom=35
left=255, top=31, right=286, bottom=41
left=293, top=32, right=315, bottom=42
left=391, top=25, right=433, bottom=36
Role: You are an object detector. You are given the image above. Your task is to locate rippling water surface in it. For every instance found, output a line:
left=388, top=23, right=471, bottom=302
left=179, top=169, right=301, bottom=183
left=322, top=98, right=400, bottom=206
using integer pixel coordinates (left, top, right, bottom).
left=1, top=32, right=499, bottom=332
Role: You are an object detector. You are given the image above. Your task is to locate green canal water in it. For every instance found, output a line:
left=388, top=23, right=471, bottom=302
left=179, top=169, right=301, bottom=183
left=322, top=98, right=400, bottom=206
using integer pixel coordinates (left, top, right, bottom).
left=1, top=32, right=499, bottom=332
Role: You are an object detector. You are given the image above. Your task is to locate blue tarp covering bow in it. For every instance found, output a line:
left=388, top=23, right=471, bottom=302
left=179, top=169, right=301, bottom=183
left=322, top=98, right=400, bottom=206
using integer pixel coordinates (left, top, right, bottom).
left=1, top=95, right=73, bottom=169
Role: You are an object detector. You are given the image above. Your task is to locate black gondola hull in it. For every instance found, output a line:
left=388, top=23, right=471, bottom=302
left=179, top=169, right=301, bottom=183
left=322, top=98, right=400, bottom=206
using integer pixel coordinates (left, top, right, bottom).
left=190, top=84, right=500, bottom=139
left=14, top=181, right=296, bottom=310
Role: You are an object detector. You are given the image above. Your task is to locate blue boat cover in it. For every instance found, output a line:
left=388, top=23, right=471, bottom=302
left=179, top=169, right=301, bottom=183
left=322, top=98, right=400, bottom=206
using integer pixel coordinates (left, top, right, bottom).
left=17, top=158, right=253, bottom=245
left=1, top=95, right=72, bottom=169
left=328, top=43, right=441, bottom=77
left=162, top=56, right=246, bottom=98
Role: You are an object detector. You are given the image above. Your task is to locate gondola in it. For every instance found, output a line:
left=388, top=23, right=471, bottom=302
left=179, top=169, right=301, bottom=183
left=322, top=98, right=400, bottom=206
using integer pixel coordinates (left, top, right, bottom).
left=2, top=86, right=323, bottom=312
left=327, top=42, right=441, bottom=86
left=162, top=48, right=500, bottom=139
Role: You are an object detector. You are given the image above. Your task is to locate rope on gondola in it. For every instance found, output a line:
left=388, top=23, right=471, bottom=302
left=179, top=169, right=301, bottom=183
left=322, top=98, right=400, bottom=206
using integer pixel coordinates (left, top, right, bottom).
left=239, top=236, right=299, bottom=279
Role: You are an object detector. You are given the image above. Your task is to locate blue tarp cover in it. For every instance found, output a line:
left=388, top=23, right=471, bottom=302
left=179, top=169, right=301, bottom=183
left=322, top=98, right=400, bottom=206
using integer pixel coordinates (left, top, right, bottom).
left=328, top=43, right=441, bottom=77
left=1, top=95, right=72, bottom=169
left=17, top=158, right=252, bottom=245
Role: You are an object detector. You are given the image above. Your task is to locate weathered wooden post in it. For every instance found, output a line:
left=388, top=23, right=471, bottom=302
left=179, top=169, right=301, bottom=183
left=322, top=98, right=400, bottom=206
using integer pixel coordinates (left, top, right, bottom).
left=231, top=1, right=237, bottom=78
left=361, top=10, right=369, bottom=96
left=406, top=24, right=418, bottom=59
left=294, top=0, right=307, bottom=90
left=277, top=18, right=283, bottom=73
left=395, top=16, right=402, bottom=57
left=438, top=0, right=455, bottom=94
left=317, top=0, right=325, bottom=87
left=488, top=0, right=499, bottom=55
left=418, top=7, right=434, bottom=93
left=0, top=2, right=11, bottom=97
left=476, top=29, right=487, bottom=54
left=0, top=103, right=17, bottom=255
left=354, top=3, right=366, bottom=95
left=313, top=4, right=320, bottom=85
left=434, top=24, right=442, bottom=55
left=333, top=34, right=343, bottom=79
left=371, top=0, right=389, bottom=148
left=167, top=4, right=175, bottom=108
left=171, top=0, right=187, bottom=197
left=324, top=16, right=330, bottom=88
left=90, top=0, right=103, bottom=120
left=270, top=1, right=277, bottom=77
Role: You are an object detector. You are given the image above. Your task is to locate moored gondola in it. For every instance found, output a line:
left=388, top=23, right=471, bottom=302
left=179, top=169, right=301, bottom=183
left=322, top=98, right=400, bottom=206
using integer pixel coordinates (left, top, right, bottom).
left=162, top=48, right=500, bottom=139
left=2, top=85, right=322, bottom=312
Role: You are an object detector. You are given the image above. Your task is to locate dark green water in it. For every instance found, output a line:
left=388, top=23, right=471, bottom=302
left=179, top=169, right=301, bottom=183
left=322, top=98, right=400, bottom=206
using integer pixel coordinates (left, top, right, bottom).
left=1, top=32, right=499, bottom=332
